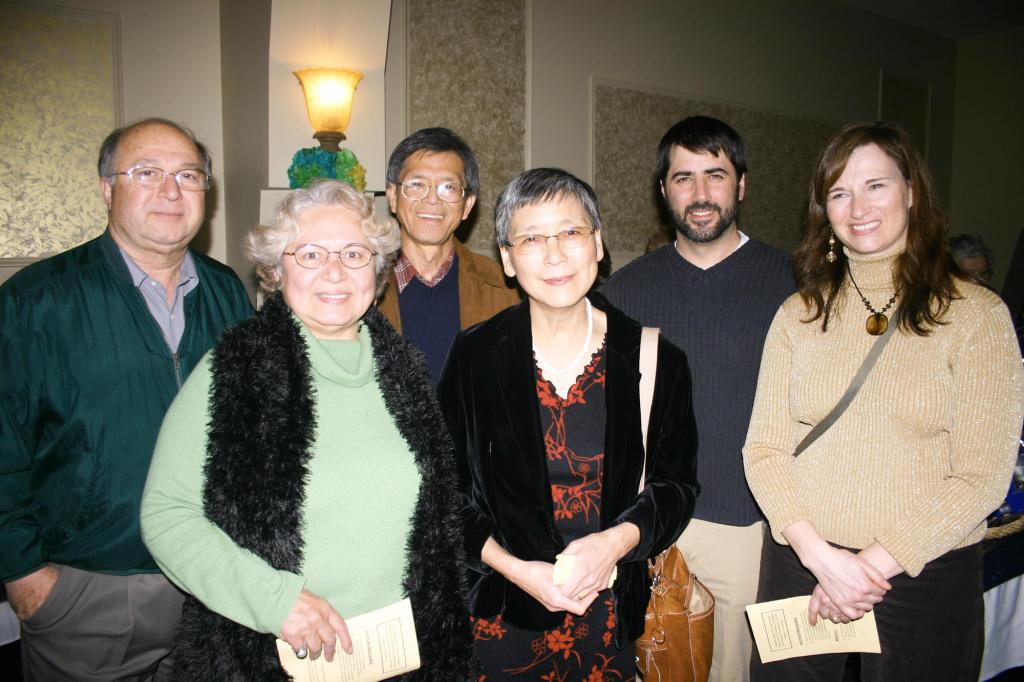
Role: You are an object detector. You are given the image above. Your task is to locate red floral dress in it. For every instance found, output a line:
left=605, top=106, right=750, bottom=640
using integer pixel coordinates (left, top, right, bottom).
left=472, top=344, right=635, bottom=681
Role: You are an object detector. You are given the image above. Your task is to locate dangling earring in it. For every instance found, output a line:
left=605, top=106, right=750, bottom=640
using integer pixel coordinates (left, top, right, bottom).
left=825, top=228, right=837, bottom=263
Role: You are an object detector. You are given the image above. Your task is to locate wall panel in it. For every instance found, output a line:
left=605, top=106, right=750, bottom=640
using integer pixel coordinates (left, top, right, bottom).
left=594, top=81, right=837, bottom=261
left=0, top=2, right=119, bottom=260
left=406, top=0, right=525, bottom=253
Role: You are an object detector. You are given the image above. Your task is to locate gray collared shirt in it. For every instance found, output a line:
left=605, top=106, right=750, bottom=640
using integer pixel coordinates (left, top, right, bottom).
left=119, top=248, right=199, bottom=353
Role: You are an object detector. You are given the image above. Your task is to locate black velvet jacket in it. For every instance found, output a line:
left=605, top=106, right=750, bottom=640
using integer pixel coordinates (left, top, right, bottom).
left=438, top=292, right=699, bottom=647
left=173, top=294, right=475, bottom=680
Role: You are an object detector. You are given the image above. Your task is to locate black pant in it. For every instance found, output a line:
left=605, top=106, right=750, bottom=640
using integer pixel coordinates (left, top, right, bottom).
left=750, top=533, right=983, bottom=682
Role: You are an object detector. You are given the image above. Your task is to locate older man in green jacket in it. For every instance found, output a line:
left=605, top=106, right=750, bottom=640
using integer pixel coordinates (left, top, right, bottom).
left=0, top=118, right=252, bottom=680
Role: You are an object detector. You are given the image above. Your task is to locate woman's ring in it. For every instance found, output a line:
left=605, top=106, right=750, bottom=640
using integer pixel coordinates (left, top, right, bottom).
left=295, top=644, right=308, bottom=659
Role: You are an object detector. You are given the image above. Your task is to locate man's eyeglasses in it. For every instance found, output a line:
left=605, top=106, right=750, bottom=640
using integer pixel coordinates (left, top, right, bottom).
left=397, top=179, right=466, bottom=203
left=504, top=227, right=596, bottom=255
left=113, top=165, right=210, bottom=191
left=283, top=243, right=376, bottom=270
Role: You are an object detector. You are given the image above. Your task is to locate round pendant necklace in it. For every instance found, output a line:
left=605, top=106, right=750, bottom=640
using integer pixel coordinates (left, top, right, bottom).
left=847, top=264, right=897, bottom=336
left=533, top=299, right=594, bottom=374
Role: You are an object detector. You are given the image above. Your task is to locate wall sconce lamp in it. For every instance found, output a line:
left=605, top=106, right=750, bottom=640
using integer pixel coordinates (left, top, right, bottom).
left=293, top=68, right=363, bottom=152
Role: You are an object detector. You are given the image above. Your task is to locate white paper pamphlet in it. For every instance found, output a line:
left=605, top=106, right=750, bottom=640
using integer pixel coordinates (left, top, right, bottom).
left=746, top=595, right=881, bottom=663
left=276, top=597, right=420, bottom=682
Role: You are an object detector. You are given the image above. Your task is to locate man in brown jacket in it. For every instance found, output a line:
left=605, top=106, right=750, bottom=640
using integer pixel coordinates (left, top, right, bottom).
left=380, top=128, right=519, bottom=381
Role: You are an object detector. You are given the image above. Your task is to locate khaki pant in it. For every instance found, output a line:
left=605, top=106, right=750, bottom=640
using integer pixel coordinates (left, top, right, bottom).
left=19, top=566, right=183, bottom=682
left=676, top=519, right=763, bottom=682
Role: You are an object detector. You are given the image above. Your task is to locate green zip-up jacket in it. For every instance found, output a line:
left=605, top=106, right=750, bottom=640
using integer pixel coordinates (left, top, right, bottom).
left=0, top=231, right=252, bottom=581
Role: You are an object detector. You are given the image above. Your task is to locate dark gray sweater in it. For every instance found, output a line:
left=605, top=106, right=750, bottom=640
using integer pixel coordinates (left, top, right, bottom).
left=602, top=238, right=794, bottom=525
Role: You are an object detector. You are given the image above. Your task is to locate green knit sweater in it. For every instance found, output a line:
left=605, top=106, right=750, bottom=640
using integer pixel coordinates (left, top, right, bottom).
left=141, top=320, right=420, bottom=634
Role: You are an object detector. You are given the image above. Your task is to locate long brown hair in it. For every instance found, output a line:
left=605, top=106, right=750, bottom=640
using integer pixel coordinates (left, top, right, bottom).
left=793, top=121, right=961, bottom=335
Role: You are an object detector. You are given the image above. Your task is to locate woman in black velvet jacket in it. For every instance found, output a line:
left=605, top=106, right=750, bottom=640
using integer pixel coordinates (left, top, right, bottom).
left=438, top=168, right=699, bottom=676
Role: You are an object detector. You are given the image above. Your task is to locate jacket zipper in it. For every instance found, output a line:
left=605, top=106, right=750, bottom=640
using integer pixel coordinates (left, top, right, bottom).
left=173, top=351, right=182, bottom=388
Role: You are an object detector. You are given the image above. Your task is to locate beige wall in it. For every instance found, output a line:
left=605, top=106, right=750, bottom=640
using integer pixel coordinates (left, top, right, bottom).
left=592, top=82, right=837, bottom=257
left=8, top=0, right=229, bottom=262
left=219, top=0, right=271, bottom=300
left=528, top=0, right=956, bottom=263
left=403, top=0, right=526, bottom=255
left=267, top=1, right=391, bottom=191
left=396, top=0, right=959, bottom=266
left=950, top=26, right=1024, bottom=292
left=529, top=0, right=955, bottom=183
left=384, top=0, right=407, bottom=169
left=7, top=0, right=1016, bottom=289
left=0, top=4, right=117, bottom=261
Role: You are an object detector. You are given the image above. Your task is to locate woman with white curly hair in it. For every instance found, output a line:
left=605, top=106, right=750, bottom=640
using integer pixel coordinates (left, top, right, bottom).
left=141, top=179, right=475, bottom=680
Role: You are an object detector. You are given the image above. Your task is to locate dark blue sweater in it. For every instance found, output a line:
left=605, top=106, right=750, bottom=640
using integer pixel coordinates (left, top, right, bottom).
left=602, top=239, right=795, bottom=525
left=398, top=261, right=461, bottom=384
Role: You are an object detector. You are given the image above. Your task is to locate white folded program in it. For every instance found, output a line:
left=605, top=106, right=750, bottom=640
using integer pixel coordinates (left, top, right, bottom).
left=552, top=554, right=617, bottom=589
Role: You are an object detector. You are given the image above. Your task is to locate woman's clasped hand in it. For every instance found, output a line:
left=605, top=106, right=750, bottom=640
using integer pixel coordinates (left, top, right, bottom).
left=556, top=524, right=640, bottom=605
left=513, top=558, right=594, bottom=616
left=787, top=520, right=891, bottom=625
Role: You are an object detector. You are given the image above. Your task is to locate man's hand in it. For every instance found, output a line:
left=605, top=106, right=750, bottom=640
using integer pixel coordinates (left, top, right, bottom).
left=5, top=566, right=60, bottom=621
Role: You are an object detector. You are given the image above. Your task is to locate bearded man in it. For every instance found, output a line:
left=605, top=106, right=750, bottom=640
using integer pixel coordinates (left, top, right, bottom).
left=602, top=116, right=795, bottom=682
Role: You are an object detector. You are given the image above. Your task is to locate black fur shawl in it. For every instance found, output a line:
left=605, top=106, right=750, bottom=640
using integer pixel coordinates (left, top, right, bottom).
left=172, top=293, right=475, bottom=680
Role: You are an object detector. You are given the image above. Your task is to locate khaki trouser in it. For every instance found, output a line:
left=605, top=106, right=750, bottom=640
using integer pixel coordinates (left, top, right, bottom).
left=19, top=565, right=184, bottom=682
left=676, top=519, right=764, bottom=682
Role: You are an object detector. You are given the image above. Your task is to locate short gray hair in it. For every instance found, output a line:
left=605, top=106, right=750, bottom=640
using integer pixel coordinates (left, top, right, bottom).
left=494, top=168, right=602, bottom=247
left=949, top=234, right=993, bottom=269
left=244, top=179, right=401, bottom=296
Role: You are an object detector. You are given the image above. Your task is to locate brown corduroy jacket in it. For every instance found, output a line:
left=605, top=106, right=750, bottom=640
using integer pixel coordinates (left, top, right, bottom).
left=376, top=239, right=520, bottom=333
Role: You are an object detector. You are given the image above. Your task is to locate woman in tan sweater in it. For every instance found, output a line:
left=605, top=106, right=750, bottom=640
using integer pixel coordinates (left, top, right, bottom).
left=744, top=122, right=1023, bottom=681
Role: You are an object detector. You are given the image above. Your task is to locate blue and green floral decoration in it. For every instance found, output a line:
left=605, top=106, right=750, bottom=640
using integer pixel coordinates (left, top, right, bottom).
left=287, top=147, right=367, bottom=191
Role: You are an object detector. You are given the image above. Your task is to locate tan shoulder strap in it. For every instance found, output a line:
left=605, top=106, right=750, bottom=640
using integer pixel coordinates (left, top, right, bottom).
left=638, top=327, right=660, bottom=491
left=792, top=314, right=897, bottom=457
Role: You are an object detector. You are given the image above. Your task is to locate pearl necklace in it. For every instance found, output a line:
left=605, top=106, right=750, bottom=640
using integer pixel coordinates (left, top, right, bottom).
left=533, top=299, right=594, bottom=374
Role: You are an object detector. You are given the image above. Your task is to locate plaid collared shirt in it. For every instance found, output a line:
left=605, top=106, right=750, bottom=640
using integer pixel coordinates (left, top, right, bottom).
left=393, top=250, right=457, bottom=293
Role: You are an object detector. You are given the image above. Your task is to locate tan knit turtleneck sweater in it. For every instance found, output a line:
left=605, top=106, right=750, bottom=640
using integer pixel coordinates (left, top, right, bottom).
left=743, top=249, right=1024, bottom=576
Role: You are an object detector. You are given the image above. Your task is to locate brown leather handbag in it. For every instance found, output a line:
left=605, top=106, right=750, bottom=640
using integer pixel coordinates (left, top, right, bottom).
left=635, top=545, right=714, bottom=681
left=634, top=328, right=714, bottom=681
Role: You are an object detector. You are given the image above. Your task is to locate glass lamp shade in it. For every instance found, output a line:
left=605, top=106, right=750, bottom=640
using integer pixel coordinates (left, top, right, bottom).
left=294, top=68, right=363, bottom=149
